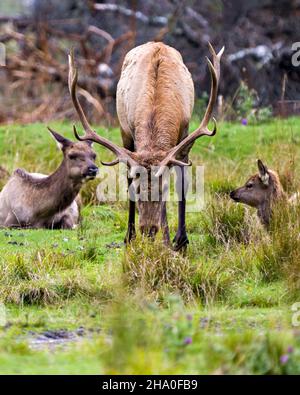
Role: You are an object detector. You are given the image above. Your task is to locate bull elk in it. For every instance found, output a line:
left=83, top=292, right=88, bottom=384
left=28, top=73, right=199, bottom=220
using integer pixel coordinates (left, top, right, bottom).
left=0, top=130, right=98, bottom=228
left=69, top=41, right=223, bottom=250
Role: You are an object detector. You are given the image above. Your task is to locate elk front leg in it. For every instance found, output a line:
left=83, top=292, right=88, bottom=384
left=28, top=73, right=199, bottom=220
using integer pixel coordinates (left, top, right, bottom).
left=50, top=214, right=75, bottom=230
left=173, top=166, right=189, bottom=251
left=124, top=177, right=136, bottom=244
left=4, top=212, right=20, bottom=227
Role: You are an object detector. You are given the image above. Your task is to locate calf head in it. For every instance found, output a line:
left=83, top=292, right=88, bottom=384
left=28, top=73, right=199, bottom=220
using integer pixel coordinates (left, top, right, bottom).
left=230, top=159, right=286, bottom=226
left=230, top=160, right=272, bottom=208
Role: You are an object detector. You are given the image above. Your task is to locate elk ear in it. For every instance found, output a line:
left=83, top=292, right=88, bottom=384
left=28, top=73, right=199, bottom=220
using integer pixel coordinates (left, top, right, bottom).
left=257, top=159, right=270, bottom=185
left=47, top=127, right=72, bottom=151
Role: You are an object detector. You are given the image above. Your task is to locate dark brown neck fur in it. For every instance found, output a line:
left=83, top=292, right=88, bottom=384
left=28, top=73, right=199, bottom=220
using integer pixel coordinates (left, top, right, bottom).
left=257, top=171, right=287, bottom=227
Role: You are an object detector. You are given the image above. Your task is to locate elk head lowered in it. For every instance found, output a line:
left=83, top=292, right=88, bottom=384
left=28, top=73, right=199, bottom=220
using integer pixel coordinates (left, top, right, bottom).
left=68, top=42, right=223, bottom=248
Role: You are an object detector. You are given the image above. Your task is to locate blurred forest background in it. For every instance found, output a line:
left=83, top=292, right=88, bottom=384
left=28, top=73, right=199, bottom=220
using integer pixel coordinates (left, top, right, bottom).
left=0, top=0, right=300, bottom=125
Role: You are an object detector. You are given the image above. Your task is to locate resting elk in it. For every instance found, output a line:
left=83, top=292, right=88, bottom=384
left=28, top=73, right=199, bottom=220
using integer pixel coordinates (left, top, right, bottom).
left=0, top=130, right=98, bottom=228
left=69, top=41, right=223, bottom=250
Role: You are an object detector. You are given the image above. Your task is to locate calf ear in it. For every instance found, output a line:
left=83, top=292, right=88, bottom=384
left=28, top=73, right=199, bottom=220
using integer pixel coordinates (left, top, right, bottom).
left=47, top=127, right=72, bottom=151
left=257, top=159, right=270, bottom=185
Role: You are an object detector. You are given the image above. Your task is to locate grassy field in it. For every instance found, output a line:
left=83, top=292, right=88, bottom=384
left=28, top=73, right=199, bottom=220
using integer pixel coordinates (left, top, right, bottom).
left=0, top=117, right=300, bottom=374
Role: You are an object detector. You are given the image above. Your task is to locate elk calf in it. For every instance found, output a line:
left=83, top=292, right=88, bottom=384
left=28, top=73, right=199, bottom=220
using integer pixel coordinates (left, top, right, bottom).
left=230, top=159, right=287, bottom=226
left=0, top=130, right=98, bottom=228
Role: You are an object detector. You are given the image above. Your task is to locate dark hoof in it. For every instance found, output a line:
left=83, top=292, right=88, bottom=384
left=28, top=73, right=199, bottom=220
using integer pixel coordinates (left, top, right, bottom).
left=51, top=215, right=74, bottom=230
left=164, top=238, right=171, bottom=246
left=124, top=227, right=136, bottom=244
left=172, top=233, right=189, bottom=251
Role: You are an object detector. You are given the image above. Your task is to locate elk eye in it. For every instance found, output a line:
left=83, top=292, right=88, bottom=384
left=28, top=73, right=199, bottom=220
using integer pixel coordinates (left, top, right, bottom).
left=91, top=154, right=96, bottom=160
left=246, top=183, right=253, bottom=189
left=68, top=154, right=77, bottom=160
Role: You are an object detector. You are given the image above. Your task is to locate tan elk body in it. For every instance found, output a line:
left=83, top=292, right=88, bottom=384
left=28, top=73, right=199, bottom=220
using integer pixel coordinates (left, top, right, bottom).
left=117, top=42, right=194, bottom=154
left=69, top=42, right=223, bottom=249
left=0, top=131, right=98, bottom=228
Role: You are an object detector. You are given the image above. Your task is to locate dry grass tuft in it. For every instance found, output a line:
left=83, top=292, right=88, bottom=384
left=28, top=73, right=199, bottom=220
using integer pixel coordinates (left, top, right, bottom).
left=0, top=250, right=111, bottom=305
left=123, top=236, right=197, bottom=302
left=201, top=194, right=256, bottom=246
left=257, top=201, right=300, bottom=291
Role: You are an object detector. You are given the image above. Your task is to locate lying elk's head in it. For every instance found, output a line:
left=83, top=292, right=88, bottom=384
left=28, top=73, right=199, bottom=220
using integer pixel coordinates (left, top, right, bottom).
left=47, top=128, right=98, bottom=182
left=68, top=45, right=223, bottom=237
left=230, top=159, right=282, bottom=209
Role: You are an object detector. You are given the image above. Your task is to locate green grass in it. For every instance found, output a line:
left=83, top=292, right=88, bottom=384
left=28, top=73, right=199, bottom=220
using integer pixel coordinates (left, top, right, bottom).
left=1, top=118, right=300, bottom=374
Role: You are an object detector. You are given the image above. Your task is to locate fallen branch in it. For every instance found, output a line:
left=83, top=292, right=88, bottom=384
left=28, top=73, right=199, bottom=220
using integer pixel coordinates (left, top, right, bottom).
left=78, top=87, right=105, bottom=117
left=93, top=3, right=168, bottom=26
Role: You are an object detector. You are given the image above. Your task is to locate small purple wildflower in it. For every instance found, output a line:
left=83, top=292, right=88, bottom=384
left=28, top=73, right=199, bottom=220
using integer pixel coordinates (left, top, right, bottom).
left=287, top=346, right=294, bottom=354
left=186, top=314, right=193, bottom=321
left=241, top=118, right=248, bottom=126
left=184, top=337, right=192, bottom=345
left=280, top=354, right=289, bottom=365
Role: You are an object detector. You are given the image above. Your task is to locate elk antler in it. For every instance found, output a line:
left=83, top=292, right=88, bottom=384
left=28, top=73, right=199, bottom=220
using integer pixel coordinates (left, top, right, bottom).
left=68, top=49, right=137, bottom=168
left=155, top=43, right=224, bottom=177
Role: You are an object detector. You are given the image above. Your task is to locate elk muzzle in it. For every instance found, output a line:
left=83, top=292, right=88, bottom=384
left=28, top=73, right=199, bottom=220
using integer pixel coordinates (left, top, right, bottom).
left=140, top=224, right=159, bottom=238
left=230, top=189, right=240, bottom=202
left=138, top=201, right=162, bottom=239
left=86, top=165, right=99, bottom=178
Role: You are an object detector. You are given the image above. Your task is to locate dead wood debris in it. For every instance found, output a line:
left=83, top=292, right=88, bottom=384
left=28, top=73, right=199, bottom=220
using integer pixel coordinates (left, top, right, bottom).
left=0, top=18, right=135, bottom=125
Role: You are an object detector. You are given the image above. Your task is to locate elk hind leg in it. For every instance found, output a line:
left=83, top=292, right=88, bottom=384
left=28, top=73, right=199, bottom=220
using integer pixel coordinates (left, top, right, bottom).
left=161, top=201, right=170, bottom=246
left=124, top=177, right=136, bottom=244
left=173, top=166, right=189, bottom=251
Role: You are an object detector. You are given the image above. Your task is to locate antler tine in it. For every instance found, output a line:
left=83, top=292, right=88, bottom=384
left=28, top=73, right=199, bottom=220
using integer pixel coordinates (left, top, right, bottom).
left=68, top=51, right=138, bottom=169
left=101, top=158, right=120, bottom=166
left=73, top=125, right=136, bottom=167
left=208, top=42, right=224, bottom=81
left=155, top=43, right=223, bottom=178
left=197, top=56, right=218, bottom=131
left=68, top=50, right=94, bottom=137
